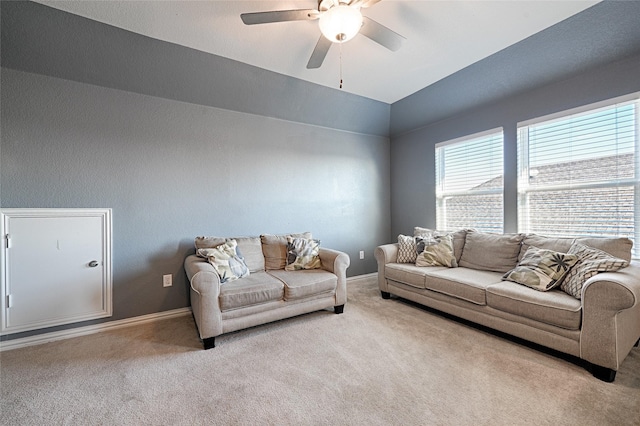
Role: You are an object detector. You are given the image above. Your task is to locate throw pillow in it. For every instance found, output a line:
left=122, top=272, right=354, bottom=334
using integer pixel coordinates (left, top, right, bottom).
left=561, top=242, right=629, bottom=299
left=285, top=237, right=322, bottom=271
left=397, top=234, right=418, bottom=263
left=502, top=246, right=578, bottom=291
left=197, top=239, right=250, bottom=283
left=260, top=232, right=312, bottom=270
left=415, top=233, right=457, bottom=268
left=414, top=227, right=469, bottom=262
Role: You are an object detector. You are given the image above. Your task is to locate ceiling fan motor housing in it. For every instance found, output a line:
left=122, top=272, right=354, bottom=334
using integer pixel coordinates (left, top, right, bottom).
left=318, top=1, right=363, bottom=43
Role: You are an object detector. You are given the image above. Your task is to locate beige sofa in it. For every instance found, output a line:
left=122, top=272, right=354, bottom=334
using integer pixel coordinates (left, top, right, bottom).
left=185, top=233, right=350, bottom=349
left=375, top=229, right=640, bottom=382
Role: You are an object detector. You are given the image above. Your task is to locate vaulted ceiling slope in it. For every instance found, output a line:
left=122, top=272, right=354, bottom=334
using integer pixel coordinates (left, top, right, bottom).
left=3, top=1, right=640, bottom=138
left=32, top=0, right=599, bottom=104
left=391, top=0, right=640, bottom=136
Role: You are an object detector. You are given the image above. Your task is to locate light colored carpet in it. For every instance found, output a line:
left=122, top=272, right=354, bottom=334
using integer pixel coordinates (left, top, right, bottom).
left=1, top=276, right=639, bottom=425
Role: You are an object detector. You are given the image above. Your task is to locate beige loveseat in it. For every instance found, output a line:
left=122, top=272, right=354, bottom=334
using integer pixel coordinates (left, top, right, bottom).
left=185, top=233, right=350, bottom=349
left=375, top=229, right=640, bottom=382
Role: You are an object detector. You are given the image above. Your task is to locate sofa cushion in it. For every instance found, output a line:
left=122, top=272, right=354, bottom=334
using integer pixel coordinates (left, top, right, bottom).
left=503, top=246, right=578, bottom=292
left=196, top=236, right=265, bottom=273
left=486, top=282, right=582, bottom=330
left=459, top=231, right=525, bottom=273
left=415, top=227, right=467, bottom=262
left=197, top=239, right=250, bottom=283
left=260, top=232, right=312, bottom=270
left=218, top=271, right=284, bottom=311
left=415, top=234, right=457, bottom=268
left=385, top=263, right=433, bottom=289
left=561, top=242, right=630, bottom=299
left=268, top=269, right=337, bottom=301
left=519, top=234, right=575, bottom=261
left=422, top=268, right=503, bottom=305
left=397, top=234, right=418, bottom=263
left=575, top=237, right=633, bottom=262
left=285, top=237, right=322, bottom=271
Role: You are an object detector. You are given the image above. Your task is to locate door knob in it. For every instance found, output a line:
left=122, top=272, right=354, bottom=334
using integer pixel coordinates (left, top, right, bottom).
left=88, top=260, right=99, bottom=267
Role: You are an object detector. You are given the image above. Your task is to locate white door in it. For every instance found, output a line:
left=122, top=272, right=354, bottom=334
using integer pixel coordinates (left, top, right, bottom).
left=1, top=209, right=112, bottom=334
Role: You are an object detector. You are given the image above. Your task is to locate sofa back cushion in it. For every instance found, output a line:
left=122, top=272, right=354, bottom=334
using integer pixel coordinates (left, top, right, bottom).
left=459, top=231, right=525, bottom=273
left=260, top=232, right=312, bottom=270
left=195, top=236, right=265, bottom=273
left=575, top=237, right=633, bottom=262
left=519, top=234, right=575, bottom=261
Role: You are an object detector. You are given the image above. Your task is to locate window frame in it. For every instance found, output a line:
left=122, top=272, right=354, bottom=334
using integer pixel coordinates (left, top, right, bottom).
left=517, top=93, right=640, bottom=257
left=435, top=127, right=504, bottom=233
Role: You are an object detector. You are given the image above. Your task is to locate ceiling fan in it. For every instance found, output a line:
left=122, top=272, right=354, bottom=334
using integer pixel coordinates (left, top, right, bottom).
left=241, top=0, right=406, bottom=69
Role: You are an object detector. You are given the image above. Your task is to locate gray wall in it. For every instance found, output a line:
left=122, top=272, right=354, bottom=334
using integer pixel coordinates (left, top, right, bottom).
left=389, top=53, right=640, bottom=240
left=1, top=68, right=389, bottom=339
left=0, top=2, right=391, bottom=340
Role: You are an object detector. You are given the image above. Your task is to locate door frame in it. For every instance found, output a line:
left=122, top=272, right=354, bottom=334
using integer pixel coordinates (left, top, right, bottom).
left=1, top=208, right=112, bottom=335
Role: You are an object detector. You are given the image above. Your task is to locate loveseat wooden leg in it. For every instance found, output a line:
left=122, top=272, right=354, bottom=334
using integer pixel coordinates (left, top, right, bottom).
left=381, top=291, right=390, bottom=299
left=334, top=305, right=344, bottom=314
left=202, top=337, right=216, bottom=350
left=591, top=364, right=616, bottom=382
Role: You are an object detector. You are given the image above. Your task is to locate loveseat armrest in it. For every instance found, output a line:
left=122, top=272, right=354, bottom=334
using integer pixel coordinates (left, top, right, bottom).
left=319, top=248, right=350, bottom=306
left=184, top=255, right=223, bottom=340
left=375, top=243, right=399, bottom=294
left=580, top=262, right=640, bottom=371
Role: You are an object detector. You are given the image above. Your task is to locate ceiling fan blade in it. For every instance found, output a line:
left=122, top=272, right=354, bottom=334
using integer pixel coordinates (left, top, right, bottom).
left=360, top=16, right=405, bottom=51
left=241, top=9, right=319, bottom=25
left=307, top=36, right=333, bottom=69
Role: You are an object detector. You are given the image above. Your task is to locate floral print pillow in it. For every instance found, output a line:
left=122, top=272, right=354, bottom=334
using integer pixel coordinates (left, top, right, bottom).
left=415, top=233, right=458, bottom=268
left=285, top=237, right=322, bottom=271
left=502, top=246, right=578, bottom=292
left=197, top=239, right=250, bottom=283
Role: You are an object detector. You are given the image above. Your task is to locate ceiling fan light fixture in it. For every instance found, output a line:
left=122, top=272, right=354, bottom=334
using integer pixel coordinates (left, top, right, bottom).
left=319, top=5, right=363, bottom=43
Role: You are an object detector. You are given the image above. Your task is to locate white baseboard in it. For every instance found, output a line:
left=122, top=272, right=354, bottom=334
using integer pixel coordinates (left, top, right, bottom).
left=347, top=272, right=377, bottom=284
left=0, top=307, right=192, bottom=352
left=0, top=273, right=377, bottom=352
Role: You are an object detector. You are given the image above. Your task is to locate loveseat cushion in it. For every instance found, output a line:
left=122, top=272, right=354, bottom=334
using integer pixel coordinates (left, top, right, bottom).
left=196, top=236, right=265, bottom=273
left=218, top=271, right=284, bottom=311
left=486, top=282, right=582, bottom=330
left=459, top=231, right=525, bottom=273
left=422, top=268, right=503, bottom=305
left=260, top=232, right=312, bottom=270
left=268, top=269, right=337, bottom=301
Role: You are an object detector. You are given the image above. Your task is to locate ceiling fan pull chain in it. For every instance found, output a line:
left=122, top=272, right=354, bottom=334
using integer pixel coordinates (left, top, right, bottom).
left=339, top=42, right=343, bottom=89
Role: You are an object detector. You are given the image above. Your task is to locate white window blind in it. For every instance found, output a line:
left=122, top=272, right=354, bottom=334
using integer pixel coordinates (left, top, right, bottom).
left=517, top=97, right=639, bottom=257
left=436, top=129, right=504, bottom=233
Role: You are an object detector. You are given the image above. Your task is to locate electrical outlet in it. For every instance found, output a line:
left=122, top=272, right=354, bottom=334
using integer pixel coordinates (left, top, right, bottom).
left=359, top=250, right=365, bottom=260
left=163, top=274, right=172, bottom=287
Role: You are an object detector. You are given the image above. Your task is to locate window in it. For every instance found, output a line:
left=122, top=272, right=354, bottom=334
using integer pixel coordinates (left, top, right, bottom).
left=517, top=96, right=639, bottom=257
left=436, top=129, right=504, bottom=233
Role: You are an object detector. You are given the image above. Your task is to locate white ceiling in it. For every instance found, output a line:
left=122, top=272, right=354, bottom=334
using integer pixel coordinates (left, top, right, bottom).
left=35, top=0, right=600, bottom=104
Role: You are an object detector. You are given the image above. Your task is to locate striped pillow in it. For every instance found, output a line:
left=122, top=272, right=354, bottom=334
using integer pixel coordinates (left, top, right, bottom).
left=560, top=242, right=629, bottom=299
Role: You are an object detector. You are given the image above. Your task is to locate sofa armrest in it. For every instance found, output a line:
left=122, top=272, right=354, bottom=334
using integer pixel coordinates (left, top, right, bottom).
left=375, top=244, right=399, bottom=293
left=184, top=255, right=223, bottom=339
left=580, top=262, right=640, bottom=370
left=319, top=248, right=350, bottom=306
